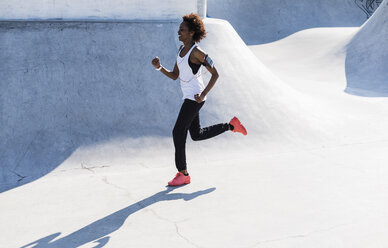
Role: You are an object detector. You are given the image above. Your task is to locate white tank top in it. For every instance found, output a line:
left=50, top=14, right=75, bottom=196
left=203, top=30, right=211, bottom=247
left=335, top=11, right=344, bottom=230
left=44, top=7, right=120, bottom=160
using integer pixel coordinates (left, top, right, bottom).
left=176, top=44, right=207, bottom=101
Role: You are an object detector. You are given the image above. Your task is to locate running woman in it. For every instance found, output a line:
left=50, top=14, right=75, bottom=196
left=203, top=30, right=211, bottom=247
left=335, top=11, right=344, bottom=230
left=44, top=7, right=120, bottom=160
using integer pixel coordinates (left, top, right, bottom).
left=152, top=13, right=247, bottom=186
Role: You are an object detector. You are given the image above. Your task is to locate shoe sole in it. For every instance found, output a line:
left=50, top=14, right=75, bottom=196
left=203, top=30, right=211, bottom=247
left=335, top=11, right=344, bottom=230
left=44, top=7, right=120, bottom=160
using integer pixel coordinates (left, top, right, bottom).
left=167, top=182, right=190, bottom=186
left=168, top=179, right=191, bottom=186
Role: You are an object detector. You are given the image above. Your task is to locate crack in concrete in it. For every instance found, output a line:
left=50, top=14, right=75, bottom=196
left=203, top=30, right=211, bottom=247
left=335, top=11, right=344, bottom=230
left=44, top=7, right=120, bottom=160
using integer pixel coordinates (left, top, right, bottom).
left=138, top=162, right=149, bottom=169
left=12, top=170, right=27, bottom=182
left=101, top=176, right=131, bottom=199
left=174, top=221, right=206, bottom=248
left=13, top=131, right=42, bottom=172
left=58, top=164, right=110, bottom=173
left=132, top=193, right=206, bottom=248
left=249, top=222, right=354, bottom=248
left=146, top=207, right=204, bottom=248
left=249, top=234, right=307, bottom=248
left=75, top=163, right=111, bottom=174
left=81, top=162, right=96, bottom=174
left=79, top=163, right=132, bottom=199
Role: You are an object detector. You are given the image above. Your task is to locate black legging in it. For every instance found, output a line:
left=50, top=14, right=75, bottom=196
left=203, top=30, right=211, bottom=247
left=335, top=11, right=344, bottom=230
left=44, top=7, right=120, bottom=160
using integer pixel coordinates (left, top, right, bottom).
left=173, top=99, right=229, bottom=171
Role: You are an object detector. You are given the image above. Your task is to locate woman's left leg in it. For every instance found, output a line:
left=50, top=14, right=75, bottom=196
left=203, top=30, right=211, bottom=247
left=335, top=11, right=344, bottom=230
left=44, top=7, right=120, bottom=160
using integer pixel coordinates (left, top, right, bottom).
left=189, top=108, right=230, bottom=141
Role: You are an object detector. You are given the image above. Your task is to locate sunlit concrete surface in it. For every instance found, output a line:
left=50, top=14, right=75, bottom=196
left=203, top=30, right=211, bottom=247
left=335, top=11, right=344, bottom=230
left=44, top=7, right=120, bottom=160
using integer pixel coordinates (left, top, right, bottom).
left=1, top=0, right=387, bottom=247
left=0, top=0, right=202, bottom=21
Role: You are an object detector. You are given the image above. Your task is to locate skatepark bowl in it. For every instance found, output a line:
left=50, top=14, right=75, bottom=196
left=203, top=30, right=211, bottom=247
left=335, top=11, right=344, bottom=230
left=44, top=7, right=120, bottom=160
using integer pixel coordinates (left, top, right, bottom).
left=1, top=0, right=387, bottom=247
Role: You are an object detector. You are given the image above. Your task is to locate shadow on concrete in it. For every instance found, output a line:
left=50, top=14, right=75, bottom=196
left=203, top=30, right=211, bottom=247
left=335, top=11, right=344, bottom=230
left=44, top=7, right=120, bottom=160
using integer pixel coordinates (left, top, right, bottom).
left=0, top=21, right=182, bottom=193
left=343, top=0, right=388, bottom=97
left=344, top=85, right=388, bottom=97
left=21, top=186, right=216, bottom=248
left=344, top=45, right=388, bottom=97
left=344, top=50, right=388, bottom=97
left=207, top=0, right=366, bottom=45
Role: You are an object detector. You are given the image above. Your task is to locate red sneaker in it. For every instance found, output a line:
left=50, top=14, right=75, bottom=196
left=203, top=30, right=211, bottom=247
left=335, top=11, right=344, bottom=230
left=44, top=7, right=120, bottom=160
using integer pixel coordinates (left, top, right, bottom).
left=168, top=172, right=191, bottom=186
left=229, top=117, right=247, bottom=135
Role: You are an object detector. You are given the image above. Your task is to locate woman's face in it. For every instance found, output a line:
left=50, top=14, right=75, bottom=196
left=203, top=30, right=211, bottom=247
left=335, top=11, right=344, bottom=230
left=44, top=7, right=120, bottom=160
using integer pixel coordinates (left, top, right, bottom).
left=178, top=22, right=193, bottom=43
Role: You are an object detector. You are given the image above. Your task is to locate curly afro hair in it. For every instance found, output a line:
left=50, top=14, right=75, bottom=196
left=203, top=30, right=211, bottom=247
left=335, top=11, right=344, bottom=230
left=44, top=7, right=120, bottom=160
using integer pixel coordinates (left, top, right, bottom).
left=182, top=13, right=207, bottom=43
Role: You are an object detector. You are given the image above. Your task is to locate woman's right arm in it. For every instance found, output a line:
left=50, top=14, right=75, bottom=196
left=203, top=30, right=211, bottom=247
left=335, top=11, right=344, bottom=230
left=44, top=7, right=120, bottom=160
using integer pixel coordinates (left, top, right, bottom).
left=152, top=57, right=179, bottom=80
left=160, top=62, right=179, bottom=80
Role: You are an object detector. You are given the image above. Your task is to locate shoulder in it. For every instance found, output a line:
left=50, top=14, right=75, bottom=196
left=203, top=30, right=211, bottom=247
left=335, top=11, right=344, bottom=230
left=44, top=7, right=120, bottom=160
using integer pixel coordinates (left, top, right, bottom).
left=192, top=46, right=207, bottom=61
left=193, top=46, right=206, bottom=56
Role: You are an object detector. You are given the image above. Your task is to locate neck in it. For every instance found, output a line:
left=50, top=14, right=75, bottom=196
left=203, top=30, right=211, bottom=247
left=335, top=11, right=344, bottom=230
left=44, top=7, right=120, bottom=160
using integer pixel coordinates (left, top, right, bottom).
left=183, top=41, right=195, bottom=48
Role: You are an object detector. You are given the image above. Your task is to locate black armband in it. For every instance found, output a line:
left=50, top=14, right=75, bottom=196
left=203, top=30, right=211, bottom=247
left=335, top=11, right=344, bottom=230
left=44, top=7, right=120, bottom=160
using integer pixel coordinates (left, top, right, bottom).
left=202, top=54, right=214, bottom=68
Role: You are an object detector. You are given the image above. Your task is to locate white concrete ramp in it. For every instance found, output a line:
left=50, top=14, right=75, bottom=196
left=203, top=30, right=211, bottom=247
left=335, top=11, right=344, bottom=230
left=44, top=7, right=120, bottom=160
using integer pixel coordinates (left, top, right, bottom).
left=0, top=18, right=325, bottom=193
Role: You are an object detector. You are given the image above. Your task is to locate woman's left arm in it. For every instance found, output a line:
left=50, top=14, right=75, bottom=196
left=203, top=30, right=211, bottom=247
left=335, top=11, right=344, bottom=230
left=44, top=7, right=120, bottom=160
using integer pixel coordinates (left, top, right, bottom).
left=193, top=48, right=219, bottom=103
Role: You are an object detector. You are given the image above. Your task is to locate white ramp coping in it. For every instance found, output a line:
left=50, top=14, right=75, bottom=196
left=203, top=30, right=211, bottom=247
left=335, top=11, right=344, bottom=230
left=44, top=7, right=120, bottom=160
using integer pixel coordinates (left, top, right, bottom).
left=0, top=0, right=207, bottom=21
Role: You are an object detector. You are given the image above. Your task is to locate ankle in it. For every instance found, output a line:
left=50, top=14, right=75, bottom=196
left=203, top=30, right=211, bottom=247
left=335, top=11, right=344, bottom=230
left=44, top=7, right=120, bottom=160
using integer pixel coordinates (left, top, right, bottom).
left=180, top=171, right=189, bottom=176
